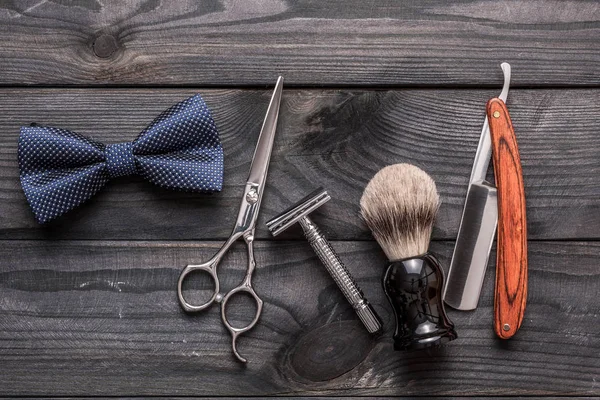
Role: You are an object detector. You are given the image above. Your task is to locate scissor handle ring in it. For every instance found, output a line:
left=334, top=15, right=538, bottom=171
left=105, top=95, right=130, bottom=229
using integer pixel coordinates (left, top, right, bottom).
left=220, top=284, right=264, bottom=363
left=177, top=263, right=220, bottom=312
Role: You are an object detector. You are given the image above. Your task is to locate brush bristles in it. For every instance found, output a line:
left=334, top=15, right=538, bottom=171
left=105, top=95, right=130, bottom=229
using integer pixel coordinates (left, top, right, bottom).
left=360, top=164, right=440, bottom=261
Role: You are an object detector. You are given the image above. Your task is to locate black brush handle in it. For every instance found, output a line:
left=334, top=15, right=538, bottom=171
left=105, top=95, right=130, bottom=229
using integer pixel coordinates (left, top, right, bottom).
left=383, top=252, right=457, bottom=350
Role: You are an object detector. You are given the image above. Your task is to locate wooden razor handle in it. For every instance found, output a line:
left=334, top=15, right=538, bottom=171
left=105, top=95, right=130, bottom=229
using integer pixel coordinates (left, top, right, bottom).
left=487, top=98, right=528, bottom=339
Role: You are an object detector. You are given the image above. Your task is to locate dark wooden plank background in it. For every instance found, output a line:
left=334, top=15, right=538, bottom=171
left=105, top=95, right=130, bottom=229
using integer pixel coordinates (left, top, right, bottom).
left=0, top=1, right=598, bottom=398
left=1, top=88, right=598, bottom=240
left=1, top=240, right=598, bottom=396
left=0, top=0, right=599, bottom=86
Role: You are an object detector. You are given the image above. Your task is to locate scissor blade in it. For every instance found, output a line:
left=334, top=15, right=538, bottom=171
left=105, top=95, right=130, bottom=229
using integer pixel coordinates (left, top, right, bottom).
left=247, top=76, right=284, bottom=186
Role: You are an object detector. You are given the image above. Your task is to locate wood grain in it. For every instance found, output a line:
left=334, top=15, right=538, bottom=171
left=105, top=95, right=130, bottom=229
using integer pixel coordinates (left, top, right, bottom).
left=0, top=1, right=598, bottom=86
left=14, top=398, right=600, bottom=400
left=0, top=88, right=598, bottom=240
left=488, top=98, right=528, bottom=339
left=0, top=1, right=598, bottom=398
left=17, top=398, right=600, bottom=400
left=0, top=239, right=598, bottom=397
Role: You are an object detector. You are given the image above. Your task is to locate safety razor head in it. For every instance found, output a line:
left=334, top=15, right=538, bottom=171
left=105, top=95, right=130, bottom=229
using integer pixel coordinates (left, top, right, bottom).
left=266, top=188, right=330, bottom=236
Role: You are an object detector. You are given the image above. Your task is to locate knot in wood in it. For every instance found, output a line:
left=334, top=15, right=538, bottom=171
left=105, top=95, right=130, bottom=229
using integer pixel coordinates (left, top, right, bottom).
left=93, top=34, right=118, bottom=58
left=288, top=321, right=373, bottom=382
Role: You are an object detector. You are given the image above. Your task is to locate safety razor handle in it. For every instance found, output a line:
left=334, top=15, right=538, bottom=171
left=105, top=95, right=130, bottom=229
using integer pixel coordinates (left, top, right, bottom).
left=487, top=98, right=528, bottom=339
left=299, top=216, right=382, bottom=334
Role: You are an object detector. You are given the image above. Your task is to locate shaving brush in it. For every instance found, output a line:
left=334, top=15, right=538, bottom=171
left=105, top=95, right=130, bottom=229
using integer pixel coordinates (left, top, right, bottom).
left=361, top=164, right=457, bottom=350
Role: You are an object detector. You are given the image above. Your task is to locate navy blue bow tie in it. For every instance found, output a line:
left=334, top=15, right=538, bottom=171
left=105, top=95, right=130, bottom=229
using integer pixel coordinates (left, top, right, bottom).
left=18, top=95, right=223, bottom=223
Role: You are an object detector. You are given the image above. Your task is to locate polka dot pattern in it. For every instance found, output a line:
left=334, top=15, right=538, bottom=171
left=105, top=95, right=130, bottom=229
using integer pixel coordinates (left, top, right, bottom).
left=18, top=94, right=224, bottom=223
left=105, top=142, right=136, bottom=178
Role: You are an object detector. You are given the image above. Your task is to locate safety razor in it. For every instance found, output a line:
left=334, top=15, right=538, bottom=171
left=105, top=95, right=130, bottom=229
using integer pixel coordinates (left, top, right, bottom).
left=266, top=188, right=382, bottom=334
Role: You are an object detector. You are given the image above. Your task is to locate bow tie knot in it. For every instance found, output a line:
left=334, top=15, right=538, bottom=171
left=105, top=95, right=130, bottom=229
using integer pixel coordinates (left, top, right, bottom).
left=105, top=142, right=137, bottom=178
left=18, top=94, right=224, bottom=223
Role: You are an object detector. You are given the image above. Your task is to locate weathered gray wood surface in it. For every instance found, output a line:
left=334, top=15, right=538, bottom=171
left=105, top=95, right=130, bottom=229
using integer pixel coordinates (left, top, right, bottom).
left=0, top=240, right=598, bottom=396
left=0, top=1, right=598, bottom=86
left=0, top=0, right=599, bottom=398
left=17, top=398, right=600, bottom=400
left=13, top=398, right=600, bottom=400
left=0, top=88, right=598, bottom=240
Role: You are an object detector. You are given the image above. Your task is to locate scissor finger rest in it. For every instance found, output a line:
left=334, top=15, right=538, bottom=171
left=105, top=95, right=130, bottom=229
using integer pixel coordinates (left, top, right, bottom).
left=177, top=263, right=220, bottom=312
left=220, top=283, right=264, bottom=363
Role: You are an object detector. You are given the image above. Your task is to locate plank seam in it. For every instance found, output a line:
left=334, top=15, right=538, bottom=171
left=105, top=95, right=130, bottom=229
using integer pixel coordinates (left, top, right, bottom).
left=1, top=84, right=600, bottom=90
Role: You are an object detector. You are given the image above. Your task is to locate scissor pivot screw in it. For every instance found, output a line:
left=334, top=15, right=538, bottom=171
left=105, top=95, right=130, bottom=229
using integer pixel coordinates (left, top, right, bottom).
left=246, top=188, right=259, bottom=204
left=493, top=111, right=501, bottom=118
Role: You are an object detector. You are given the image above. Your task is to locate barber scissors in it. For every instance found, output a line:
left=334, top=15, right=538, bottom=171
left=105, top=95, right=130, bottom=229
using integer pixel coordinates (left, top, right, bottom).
left=177, top=77, right=283, bottom=363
